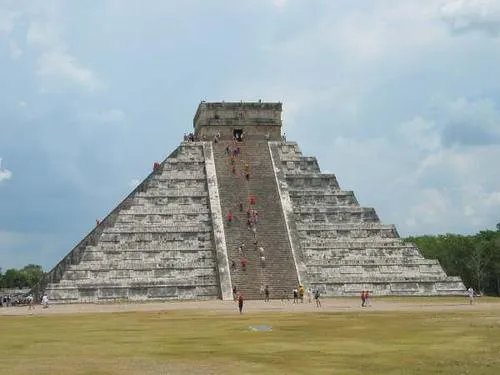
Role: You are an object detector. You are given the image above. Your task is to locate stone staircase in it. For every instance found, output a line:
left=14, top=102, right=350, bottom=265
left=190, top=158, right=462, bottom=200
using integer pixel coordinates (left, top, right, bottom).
left=212, top=139, right=299, bottom=299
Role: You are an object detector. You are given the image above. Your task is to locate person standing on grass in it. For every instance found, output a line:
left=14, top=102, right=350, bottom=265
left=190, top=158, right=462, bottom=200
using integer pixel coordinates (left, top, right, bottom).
left=467, top=287, right=475, bottom=305
left=299, top=285, right=305, bottom=303
left=27, top=294, right=34, bottom=310
left=361, top=291, right=366, bottom=307
left=264, top=285, right=270, bottom=302
left=41, top=294, right=49, bottom=309
left=237, top=292, right=244, bottom=314
left=314, top=289, right=321, bottom=308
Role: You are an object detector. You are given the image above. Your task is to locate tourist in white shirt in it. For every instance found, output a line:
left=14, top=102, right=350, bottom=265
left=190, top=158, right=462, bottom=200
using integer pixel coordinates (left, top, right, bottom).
left=467, top=287, right=475, bottom=305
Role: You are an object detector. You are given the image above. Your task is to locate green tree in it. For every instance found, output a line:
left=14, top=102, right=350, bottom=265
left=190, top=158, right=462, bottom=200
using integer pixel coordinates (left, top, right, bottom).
left=20, top=264, right=45, bottom=287
left=3, top=269, right=28, bottom=288
left=0, top=265, right=45, bottom=289
left=406, top=228, right=500, bottom=296
left=468, top=241, right=493, bottom=292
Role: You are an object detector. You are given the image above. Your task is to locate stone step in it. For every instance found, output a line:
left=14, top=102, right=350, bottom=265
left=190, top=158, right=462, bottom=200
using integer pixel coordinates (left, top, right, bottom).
left=102, top=224, right=212, bottom=233
left=85, top=243, right=213, bottom=251
left=69, top=259, right=216, bottom=270
left=301, top=239, right=407, bottom=248
left=135, top=189, right=208, bottom=197
left=303, top=257, right=438, bottom=266
left=120, top=206, right=210, bottom=215
left=45, top=284, right=218, bottom=303
left=296, top=223, right=397, bottom=231
left=53, top=274, right=217, bottom=287
left=308, top=274, right=452, bottom=283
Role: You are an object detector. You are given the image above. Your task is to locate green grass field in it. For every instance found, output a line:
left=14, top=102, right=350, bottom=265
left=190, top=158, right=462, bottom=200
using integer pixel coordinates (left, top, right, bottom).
left=1, top=307, right=499, bottom=375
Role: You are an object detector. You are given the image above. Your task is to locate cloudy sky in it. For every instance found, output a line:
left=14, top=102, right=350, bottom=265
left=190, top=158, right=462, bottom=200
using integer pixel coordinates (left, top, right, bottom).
left=1, top=0, right=499, bottom=270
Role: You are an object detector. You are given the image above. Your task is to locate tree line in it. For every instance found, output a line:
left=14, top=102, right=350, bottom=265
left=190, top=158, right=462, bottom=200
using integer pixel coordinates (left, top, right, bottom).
left=0, top=264, right=45, bottom=290
left=405, top=224, right=500, bottom=296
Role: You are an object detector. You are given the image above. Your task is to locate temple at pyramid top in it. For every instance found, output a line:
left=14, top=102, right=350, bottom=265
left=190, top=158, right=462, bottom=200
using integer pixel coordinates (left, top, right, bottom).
left=33, top=100, right=466, bottom=304
left=194, top=101, right=283, bottom=140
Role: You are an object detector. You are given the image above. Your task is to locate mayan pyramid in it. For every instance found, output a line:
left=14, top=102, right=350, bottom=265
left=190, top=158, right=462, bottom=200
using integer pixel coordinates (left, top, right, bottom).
left=33, top=101, right=465, bottom=303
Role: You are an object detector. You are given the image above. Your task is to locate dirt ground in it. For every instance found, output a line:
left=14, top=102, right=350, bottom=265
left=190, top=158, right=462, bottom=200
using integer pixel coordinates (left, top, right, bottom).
left=2, top=297, right=499, bottom=316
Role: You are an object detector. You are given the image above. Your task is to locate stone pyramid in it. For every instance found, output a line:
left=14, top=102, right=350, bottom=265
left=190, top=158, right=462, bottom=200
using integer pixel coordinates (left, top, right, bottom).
left=33, top=102, right=465, bottom=303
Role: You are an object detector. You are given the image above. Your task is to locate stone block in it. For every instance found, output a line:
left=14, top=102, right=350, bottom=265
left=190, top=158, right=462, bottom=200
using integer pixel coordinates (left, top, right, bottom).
left=390, top=283, right=419, bottom=292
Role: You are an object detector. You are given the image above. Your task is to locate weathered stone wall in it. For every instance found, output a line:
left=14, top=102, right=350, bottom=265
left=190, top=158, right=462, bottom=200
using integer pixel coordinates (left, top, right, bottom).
left=202, top=141, right=233, bottom=300
left=197, top=124, right=282, bottom=141
left=194, top=102, right=283, bottom=140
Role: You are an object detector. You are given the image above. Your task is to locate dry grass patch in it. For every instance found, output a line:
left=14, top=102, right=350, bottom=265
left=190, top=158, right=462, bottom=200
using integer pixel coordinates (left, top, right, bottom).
left=1, top=309, right=499, bottom=374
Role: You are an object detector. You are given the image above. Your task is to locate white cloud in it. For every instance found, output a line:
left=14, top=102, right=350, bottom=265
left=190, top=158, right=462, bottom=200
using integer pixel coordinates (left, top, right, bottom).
left=269, top=1, right=447, bottom=67
left=8, top=39, right=22, bottom=58
left=0, top=169, right=12, bottom=183
left=436, top=97, right=500, bottom=147
left=271, top=0, right=288, bottom=9
left=37, top=49, right=103, bottom=91
left=26, top=21, right=60, bottom=47
left=407, top=188, right=452, bottom=227
left=440, top=0, right=500, bottom=35
left=482, top=191, right=500, bottom=206
left=463, top=205, right=475, bottom=217
left=25, top=19, right=104, bottom=91
left=0, top=6, right=22, bottom=59
left=398, top=117, right=441, bottom=152
left=17, top=101, right=26, bottom=107
left=0, top=9, right=18, bottom=34
left=0, top=158, right=12, bottom=183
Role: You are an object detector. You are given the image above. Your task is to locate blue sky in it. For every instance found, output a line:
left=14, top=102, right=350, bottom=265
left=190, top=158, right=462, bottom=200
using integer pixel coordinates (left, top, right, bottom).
left=1, top=0, right=500, bottom=271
